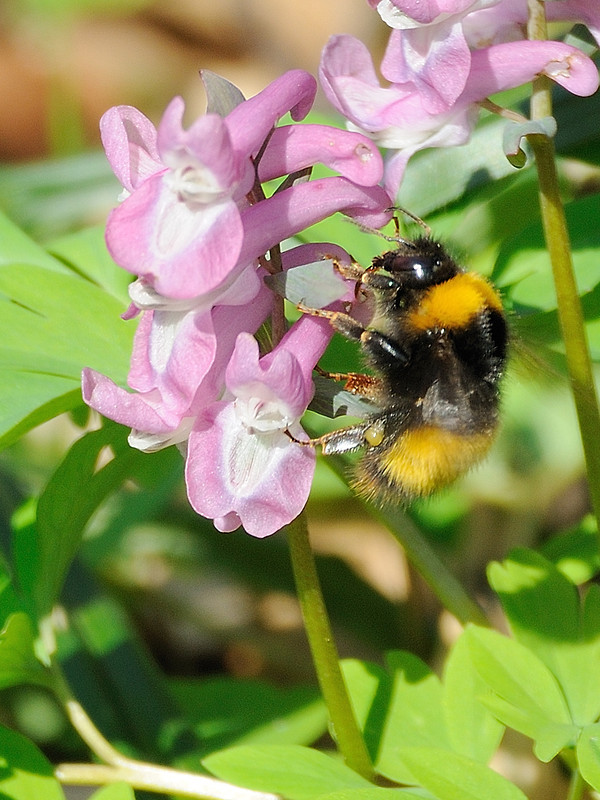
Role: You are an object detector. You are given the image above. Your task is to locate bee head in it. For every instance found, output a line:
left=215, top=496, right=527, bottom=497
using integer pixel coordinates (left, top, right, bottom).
left=372, top=237, right=459, bottom=290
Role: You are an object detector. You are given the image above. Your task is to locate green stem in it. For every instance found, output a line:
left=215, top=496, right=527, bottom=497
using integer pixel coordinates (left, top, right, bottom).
left=527, top=3, right=600, bottom=529
left=49, top=666, right=277, bottom=800
left=377, top=506, right=490, bottom=627
left=286, top=514, right=374, bottom=780
left=566, top=767, right=587, bottom=800
left=320, top=452, right=489, bottom=627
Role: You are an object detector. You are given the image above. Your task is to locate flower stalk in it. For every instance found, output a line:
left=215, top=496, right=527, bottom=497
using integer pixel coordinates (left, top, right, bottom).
left=527, top=1, right=600, bottom=530
left=286, top=514, right=374, bottom=781
left=50, top=667, right=278, bottom=800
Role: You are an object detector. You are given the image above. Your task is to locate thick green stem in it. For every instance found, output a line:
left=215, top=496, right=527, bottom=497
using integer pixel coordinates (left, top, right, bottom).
left=377, top=506, right=490, bottom=627
left=286, top=514, right=374, bottom=780
left=566, top=767, right=587, bottom=800
left=527, top=3, right=600, bottom=529
left=320, top=452, right=489, bottom=627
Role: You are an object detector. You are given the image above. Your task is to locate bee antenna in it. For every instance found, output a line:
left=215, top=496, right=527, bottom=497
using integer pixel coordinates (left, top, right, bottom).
left=385, top=206, right=432, bottom=237
left=346, top=218, right=416, bottom=248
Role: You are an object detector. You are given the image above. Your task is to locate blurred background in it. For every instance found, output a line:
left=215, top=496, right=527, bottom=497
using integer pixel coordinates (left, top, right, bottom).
left=0, top=0, right=384, bottom=160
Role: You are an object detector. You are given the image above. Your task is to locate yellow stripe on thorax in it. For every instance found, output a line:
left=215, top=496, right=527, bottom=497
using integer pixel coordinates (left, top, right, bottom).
left=380, top=425, right=494, bottom=497
left=407, top=272, right=502, bottom=333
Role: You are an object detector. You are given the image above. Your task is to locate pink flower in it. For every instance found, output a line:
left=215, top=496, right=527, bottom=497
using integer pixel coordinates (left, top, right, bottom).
left=185, top=314, right=334, bottom=537
left=367, top=0, right=494, bottom=25
left=85, top=65, right=401, bottom=535
left=370, top=0, right=500, bottom=113
left=100, top=69, right=391, bottom=300
left=82, top=276, right=274, bottom=450
left=464, top=0, right=600, bottom=49
left=101, top=71, right=317, bottom=300
left=320, top=34, right=599, bottom=196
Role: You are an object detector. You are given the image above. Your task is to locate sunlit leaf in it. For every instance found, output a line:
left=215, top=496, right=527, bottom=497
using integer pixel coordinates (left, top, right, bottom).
left=204, top=745, right=371, bottom=800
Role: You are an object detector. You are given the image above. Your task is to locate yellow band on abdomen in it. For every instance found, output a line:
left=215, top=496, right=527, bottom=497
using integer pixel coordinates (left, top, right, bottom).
left=406, top=272, right=502, bottom=332
left=380, top=424, right=495, bottom=497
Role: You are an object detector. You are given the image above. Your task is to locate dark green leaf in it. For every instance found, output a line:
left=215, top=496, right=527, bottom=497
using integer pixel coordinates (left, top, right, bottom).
left=0, top=152, right=117, bottom=240
left=203, top=745, right=372, bottom=800
left=492, top=194, right=600, bottom=360
left=489, top=549, right=600, bottom=725
left=0, top=213, right=134, bottom=449
left=541, top=516, right=600, bottom=585
left=47, top=225, right=132, bottom=303
left=398, top=113, right=524, bottom=216
left=169, top=677, right=327, bottom=755
left=14, top=423, right=145, bottom=617
left=0, top=722, right=65, bottom=799
left=0, top=613, right=50, bottom=689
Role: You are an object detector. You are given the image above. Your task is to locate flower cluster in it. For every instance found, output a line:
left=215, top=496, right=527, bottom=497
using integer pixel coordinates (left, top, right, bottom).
left=84, top=3, right=599, bottom=538
left=321, top=0, right=600, bottom=197
left=83, top=70, right=391, bottom=536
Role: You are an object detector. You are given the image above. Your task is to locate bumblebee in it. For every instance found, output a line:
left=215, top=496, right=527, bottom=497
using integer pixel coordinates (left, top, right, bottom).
left=297, top=229, right=508, bottom=504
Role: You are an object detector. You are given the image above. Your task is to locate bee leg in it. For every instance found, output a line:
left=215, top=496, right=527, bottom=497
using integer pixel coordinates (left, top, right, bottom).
left=296, top=302, right=367, bottom=342
left=326, top=257, right=364, bottom=283
left=285, top=423, right=370, bottom=454
left=297, top=302, right=410, bottom=367
left=360, top=329, right=410, bottom=367
left=315, top=365, right=382, bottom=401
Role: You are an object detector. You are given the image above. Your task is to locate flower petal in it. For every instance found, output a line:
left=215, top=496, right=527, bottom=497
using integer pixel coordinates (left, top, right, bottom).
left=381, top=22, right=472, bottom=112
left=82, top=368, right=183, bottom=432
left=239, top=177, right=392, bottom=265
left=105, top=173, right=244, bottom=298
left=257, top=124, right=383, bottom=186
left=100, top=106, right=162, bottom=193
left=186, top=403, right=316, bottom=537
left=226, top=70, right=317, bottom=157
left=463, top=40, right=600, bottom=100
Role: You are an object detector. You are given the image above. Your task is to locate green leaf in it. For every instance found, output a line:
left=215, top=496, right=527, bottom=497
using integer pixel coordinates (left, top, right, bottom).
left=203, top=745, right=372, bottom=800
left=465, top=626, right=576, bottom=760
left=0, top=613, right=50, bottom=689
left=492, top=194, right=600, bottom=360
left=0, top=212, right=134, bottom=449
left=443, top=633, right=504, bottom=763
left=398, top=112, right=525, bottom=216
left=0, top=550, right=25, bottom=626
left=14, top=423, right=146, bottom=617
left=489, top=549, right=600, bottom=725
left=47, top=225, right=132, bottom=304
left=397, top=747, right=528, bottom=800
left=170, top=677, right=327, bottom=755
left=541, top=516, right=600, bottom=585
left=0, top=722, right=65, bottom=799
left=322, top=790, right=435, bottom=800
left=88, top=783, right=137, bottom=800
left=341, top=653, right=449, bottom=784
left=576, top=723, right=600, bottom=791
left=0, top=152, right=117, bottom=240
